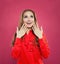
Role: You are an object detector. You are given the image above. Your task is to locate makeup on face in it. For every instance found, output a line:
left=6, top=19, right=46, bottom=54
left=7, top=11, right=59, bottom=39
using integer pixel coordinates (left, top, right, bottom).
left=23, top=11, right=35, bottom=28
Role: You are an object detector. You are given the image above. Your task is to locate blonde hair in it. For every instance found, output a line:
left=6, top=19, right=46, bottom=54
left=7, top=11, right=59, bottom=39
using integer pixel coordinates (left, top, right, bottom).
left=12, top=9, right=39, bottom=46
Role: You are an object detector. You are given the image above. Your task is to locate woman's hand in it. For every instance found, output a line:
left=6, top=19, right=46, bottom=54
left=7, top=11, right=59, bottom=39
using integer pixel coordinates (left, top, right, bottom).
left=16, top=24, right=27, bottom=38
left=32, top=22, right=43, bottom=39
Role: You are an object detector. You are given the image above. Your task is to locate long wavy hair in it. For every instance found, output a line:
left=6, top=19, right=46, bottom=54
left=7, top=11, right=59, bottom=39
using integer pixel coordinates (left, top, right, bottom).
left=12, top=9, right=40, bottom=48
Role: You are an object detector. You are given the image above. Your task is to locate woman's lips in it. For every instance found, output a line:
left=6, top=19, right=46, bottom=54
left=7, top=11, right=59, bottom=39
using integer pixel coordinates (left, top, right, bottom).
left=27, top=22, right=32, bottom=24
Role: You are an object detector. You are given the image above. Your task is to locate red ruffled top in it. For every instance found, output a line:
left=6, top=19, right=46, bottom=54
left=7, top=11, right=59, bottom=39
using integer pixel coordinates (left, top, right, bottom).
left=11, top=30, right=50, bottom=64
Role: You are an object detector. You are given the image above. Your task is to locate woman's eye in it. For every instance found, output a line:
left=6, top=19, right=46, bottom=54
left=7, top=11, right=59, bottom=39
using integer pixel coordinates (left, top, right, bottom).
left=24, top=16, right=28, bottom=18
left=30, top=15, right=34, bottom=18
left=23, top=15, right=34, bottom=18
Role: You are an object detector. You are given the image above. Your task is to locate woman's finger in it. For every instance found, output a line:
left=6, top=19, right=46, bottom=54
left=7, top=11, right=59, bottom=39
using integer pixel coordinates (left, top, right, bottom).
left=41, top=26, right=43, bottom=33
left=36, top=21, right=40, bottom=29
left=32, top=26, right=35, bottom=31
left=16, top=27, right=18, bottom=33
left=32, top=23, right=36, bottom=30
left=24, top=25, right=28, bottom=32
left=21, top=23, right=25, bottom=28
left=20, top=24, right=25, bottom=31
left=36, top=22, right=38, bottom=27
left=33, top=22, right=37, bottom=29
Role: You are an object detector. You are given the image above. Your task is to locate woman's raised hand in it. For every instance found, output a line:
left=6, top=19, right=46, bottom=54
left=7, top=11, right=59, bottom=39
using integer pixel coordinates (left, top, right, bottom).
left=32, top=22, right=43, bottom=39
left=16, top=24, right=27, bottom=38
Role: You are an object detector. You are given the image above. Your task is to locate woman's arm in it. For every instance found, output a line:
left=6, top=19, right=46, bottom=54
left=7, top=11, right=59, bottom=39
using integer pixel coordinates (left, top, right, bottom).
left=11, top=26, right=27, bottom=59
left=38, top=33, right=50, bottom=58
left=11, top=38, right=22, bottom=59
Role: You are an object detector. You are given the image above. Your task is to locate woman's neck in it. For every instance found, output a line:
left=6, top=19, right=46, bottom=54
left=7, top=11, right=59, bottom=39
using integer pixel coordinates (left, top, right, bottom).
left=26, top=28, right=32, bottom=35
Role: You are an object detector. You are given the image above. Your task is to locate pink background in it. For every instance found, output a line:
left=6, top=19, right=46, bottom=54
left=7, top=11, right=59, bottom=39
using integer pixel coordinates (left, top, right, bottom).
left=0, top=0, right=60, bottom=64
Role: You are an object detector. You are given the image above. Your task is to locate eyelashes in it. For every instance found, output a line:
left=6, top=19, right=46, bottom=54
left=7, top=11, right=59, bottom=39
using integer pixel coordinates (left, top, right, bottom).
left=24, top=16, right=27, bottom=18
left=23, top=15, right=34, bottom=18
left=30, top=15, right=34, bottom=18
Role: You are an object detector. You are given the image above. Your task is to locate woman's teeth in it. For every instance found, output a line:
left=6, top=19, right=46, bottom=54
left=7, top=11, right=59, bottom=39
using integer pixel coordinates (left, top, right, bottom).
left=27, top=23, right=31, bottom=24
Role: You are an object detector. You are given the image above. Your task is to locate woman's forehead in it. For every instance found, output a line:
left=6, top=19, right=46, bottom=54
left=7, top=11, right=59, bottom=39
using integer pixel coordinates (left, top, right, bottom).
left=23, top=11, right=34, bottom=16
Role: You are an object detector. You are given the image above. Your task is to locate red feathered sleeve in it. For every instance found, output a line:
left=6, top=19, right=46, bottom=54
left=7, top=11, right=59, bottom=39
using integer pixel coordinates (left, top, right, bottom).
left=38, top=33, right=50, bottom=58
left=11, top=38, right=22, bottom=59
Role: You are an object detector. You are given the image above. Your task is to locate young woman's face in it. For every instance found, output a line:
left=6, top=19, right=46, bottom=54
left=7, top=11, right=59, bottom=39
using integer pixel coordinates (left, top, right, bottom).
left=23, top=11, right=35, bottom=28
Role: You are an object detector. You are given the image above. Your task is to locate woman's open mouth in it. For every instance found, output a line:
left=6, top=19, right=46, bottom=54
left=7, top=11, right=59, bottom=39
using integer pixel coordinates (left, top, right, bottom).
left=27, top=22, right=32, bottom=24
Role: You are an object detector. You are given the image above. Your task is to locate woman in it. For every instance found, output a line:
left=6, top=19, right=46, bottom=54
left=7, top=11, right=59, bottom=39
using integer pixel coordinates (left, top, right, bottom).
left=11, top=9, right=50, bottom=64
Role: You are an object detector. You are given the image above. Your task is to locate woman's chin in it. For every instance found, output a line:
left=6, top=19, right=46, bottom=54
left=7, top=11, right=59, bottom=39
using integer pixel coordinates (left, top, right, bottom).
left=27, top=26, right=32, bottom=29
